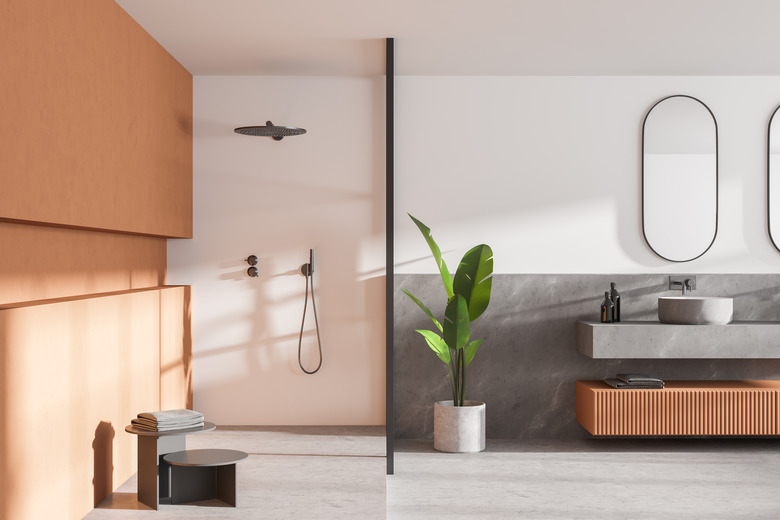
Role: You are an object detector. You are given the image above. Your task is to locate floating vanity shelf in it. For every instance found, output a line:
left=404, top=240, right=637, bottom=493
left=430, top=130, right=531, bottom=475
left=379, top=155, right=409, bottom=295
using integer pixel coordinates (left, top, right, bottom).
left=576, top=380, right=780, bottom=436
left=576, top=321, right=780, bottom=359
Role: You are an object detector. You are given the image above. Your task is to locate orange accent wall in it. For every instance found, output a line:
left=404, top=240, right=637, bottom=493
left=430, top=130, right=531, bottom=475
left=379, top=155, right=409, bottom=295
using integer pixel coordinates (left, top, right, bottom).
left=576, top=380, right=780, bottom=436
left=0, top=287, right=191, bottom=520
left=0, top=221, right=166, bottom=305
left=0, top=0, right=194, bottom=518
left=0, top=0, right=192, bottom=238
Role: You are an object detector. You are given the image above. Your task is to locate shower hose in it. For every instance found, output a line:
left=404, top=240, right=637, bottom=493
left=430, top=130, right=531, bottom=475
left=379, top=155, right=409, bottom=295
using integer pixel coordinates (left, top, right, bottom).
left=298, top=249, right=323, bottom=374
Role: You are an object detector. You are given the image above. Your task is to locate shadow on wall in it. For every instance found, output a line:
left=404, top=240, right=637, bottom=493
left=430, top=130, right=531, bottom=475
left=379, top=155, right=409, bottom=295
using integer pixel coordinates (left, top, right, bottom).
left=159, top=286, right=194, bottom=410
left=92, top=421, right=115, bottom=506
left=188, top=249, right=387, bottom=425
left=190, top=259, right=360, bottom=371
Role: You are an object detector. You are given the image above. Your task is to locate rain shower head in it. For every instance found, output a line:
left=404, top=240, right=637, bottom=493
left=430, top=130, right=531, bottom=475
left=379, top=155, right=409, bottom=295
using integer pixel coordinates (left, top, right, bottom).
left=234, top=120, right=306, bottom=141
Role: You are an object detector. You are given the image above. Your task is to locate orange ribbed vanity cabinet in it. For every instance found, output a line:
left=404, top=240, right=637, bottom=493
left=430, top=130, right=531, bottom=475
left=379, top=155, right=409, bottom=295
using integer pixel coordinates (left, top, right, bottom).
left=576, top=380, right=780, bottom=436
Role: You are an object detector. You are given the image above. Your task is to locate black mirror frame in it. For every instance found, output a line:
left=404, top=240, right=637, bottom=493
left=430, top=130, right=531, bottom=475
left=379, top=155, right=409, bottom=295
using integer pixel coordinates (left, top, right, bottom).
left=767, top=104, right=780, bottom=252
left=641, top=94, right=719, bottom=263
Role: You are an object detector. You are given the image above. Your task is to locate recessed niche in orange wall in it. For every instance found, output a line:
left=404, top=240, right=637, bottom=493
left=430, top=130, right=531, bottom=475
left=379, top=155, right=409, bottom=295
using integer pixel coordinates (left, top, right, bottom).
left=0, top=286, right=191, bottom=520
left=0, top=0, right=192, bottom=238
left=0, top=221, right=167, bottom=305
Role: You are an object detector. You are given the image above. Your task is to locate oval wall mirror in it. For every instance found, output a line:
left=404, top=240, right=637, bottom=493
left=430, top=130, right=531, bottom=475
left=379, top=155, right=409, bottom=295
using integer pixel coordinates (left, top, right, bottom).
left=642, top=95, right=718, bottom=262
left=768, top=105, right=780, bottom=251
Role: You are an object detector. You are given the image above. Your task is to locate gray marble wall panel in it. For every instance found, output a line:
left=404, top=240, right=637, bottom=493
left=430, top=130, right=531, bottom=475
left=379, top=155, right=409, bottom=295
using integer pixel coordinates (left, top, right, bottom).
left=394, top=274, right=780, bottom=439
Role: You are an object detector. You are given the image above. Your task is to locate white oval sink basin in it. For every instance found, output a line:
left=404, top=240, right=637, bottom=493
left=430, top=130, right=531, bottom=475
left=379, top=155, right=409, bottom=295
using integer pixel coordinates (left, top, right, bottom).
left=658, top=296, right=733, bottom=325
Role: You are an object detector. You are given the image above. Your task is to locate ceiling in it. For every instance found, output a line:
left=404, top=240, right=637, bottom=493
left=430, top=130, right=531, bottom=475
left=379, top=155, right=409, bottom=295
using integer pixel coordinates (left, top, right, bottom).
left=115, top=0, right=780, bottom=76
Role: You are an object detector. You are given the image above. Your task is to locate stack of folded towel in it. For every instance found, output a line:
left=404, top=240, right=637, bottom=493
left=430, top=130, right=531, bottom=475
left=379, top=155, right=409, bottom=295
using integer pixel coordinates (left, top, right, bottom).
left=131, top=409, right=205, bottom=432
left=603, top=374, right=665, bottom=389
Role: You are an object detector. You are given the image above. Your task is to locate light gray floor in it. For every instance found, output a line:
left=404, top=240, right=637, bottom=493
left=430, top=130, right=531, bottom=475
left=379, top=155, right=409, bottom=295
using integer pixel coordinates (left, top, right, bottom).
left=86, top=428, right=780, bottom=519
left=85, top=426, right=386, bottom=520
left=391, top=439, right=780, bottom=520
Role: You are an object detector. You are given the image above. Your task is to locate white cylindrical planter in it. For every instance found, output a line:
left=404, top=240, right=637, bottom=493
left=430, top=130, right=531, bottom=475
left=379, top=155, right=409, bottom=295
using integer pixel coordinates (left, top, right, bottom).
left=433, top=400, right=486, bottom=453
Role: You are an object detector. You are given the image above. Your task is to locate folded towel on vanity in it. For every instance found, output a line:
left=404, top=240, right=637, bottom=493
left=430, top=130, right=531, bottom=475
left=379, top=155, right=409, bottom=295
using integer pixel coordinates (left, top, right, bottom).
left=616, top=374, right=665, bottom=385
left=604, top=378, right=664, bottom=389
left=131, top=409, right=205, bottom=432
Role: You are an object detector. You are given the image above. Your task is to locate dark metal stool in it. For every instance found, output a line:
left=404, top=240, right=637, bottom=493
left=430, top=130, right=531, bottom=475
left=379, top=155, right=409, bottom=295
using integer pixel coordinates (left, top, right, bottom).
left=163, top=449, right=248, bottom=506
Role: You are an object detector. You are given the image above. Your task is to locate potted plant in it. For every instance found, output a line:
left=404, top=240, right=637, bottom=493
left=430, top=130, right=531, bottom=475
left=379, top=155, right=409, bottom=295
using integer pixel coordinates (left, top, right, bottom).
left=401, top=214, right=493, bottom=452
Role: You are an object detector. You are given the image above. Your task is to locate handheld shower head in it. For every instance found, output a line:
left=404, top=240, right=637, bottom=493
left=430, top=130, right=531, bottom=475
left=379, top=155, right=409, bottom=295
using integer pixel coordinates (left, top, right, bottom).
left=234, top=120, right=306, bottom=141
left=300, top=248, right=313, bottom=276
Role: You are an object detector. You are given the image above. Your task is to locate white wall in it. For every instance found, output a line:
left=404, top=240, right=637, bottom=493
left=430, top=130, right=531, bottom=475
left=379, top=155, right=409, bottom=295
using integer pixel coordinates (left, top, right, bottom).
left=395, top=76, right=780, bottom=274
left=168, top=76, right=386, bottom=425
left=171, top=74, right=780, bottom=424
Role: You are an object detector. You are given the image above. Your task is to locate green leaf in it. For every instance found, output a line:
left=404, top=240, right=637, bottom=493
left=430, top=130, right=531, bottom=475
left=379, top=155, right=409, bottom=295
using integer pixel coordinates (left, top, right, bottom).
left=453, top=244, right=493, bottom=322
left=443, top=294, right=470, bottom=350
left=400, top=288, right=443, bottom=332
left=409, top=214, right=454, bottom=299
left=415, top=329, right=451, bottom=364
left=464, top=339, right=483, bottom=367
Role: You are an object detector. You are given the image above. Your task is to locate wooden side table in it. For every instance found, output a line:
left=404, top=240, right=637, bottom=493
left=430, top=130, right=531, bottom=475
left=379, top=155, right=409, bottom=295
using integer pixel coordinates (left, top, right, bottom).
left=124, top=422, right=216, bottom=510
left=163, top=449, right=248, bottom=506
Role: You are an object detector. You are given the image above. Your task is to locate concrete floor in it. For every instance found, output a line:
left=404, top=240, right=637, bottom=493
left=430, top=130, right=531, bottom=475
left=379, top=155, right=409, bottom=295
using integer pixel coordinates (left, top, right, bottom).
left=392, top=438, right=780, bottom=520
left=85, top=426, right=386, bottom=520
left=86, top=427, right=780, bottom=519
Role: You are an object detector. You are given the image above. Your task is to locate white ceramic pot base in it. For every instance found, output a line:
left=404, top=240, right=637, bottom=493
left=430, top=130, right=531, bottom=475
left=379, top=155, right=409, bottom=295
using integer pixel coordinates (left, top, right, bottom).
left=433, top=400, right=486, bottom=453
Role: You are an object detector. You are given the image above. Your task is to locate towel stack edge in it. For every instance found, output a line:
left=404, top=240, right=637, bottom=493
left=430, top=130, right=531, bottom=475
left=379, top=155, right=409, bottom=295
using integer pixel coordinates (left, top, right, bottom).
left=131, top=408, right=206, bottom=432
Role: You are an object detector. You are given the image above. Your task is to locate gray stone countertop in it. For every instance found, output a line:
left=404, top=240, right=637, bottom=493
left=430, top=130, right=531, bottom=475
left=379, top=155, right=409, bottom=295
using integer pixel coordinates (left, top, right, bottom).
left=577, top=321, right=780, bottom=359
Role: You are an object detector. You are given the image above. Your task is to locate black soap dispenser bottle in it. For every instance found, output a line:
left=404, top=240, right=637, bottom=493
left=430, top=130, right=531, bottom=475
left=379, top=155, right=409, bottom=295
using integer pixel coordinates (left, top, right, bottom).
left=610, top=283, right=621, bottom=322
left=600, top=291, right=614, bottom=323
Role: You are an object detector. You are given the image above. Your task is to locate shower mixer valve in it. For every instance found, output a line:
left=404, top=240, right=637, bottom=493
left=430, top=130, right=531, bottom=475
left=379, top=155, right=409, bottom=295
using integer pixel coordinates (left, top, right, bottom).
left=246, top=255, right=259, bottom=277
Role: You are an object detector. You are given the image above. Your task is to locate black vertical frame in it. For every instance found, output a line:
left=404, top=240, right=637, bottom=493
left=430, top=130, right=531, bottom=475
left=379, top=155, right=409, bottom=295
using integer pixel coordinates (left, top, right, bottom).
left=385, top=37, right=395, bottom=476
